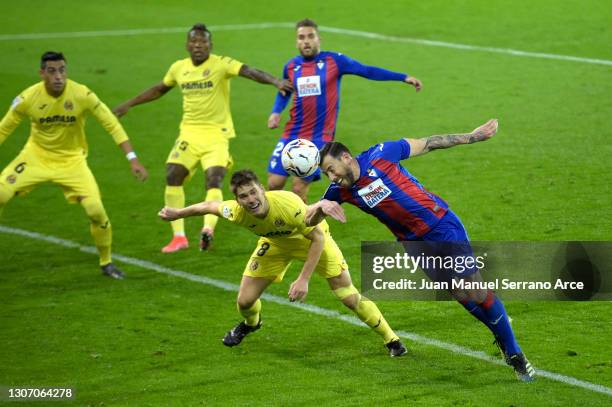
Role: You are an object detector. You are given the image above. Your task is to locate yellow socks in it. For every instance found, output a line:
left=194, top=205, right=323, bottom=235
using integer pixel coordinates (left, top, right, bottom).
left=165, top=186, right=185, bottom=236
left=239, top=299, right=262, bottom=327
left=203, top=188, right=222, bottom=231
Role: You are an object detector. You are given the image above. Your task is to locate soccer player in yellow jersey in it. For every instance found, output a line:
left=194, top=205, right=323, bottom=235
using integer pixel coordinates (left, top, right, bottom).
left=0, top=52, right=148, bottom=279
left=114, top=23, right=292, bottom=254
left=159, top=169, right=408, bottom=357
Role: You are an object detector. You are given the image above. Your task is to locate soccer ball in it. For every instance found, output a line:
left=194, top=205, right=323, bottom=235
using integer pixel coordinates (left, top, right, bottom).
left=281, top=139, right=320, bottom=178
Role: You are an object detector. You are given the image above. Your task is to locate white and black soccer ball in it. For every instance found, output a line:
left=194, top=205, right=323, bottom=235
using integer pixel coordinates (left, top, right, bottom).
left=281, top=139, right=320, bottom=178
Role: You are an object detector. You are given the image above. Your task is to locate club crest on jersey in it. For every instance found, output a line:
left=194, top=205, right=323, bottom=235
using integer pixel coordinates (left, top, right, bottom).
left=274, top=218, right=285, bottom=227
left=297, top=75, right=321, bottom=97
left=64, top=100, right=74, bottom=111
left=367, top=169, right=377, bottom=177
left=317, top=61, right=325, bottom=70
left=6, top=174, right=16, bottom=184
left=357, top=178, right=392, bottom=208
left=222, top=205, right=233, bottom=219
left=250, top=260, right=259, bottom=271
left=202, top=69, right=210, bottom=77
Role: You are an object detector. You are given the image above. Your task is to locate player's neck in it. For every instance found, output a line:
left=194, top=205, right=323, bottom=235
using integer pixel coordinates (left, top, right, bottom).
left=44, top=84, right=66, bottom=98
left=351, top=159, right=361, bottom=182
left=191, top=56, right=209, bottom=66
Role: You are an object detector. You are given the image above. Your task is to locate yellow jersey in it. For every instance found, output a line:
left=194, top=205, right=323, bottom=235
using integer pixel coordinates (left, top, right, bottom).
left=163, top=55, right=243, bottom=140
left=219, top=190, right=329, bottom=247
left=0, top=80, right=128, bottom=159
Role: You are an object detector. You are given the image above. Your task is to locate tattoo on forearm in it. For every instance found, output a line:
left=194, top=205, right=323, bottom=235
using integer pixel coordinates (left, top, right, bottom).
left=240, top=65, right=277, bottom=85
left=423, top=132, right=486, bottom=152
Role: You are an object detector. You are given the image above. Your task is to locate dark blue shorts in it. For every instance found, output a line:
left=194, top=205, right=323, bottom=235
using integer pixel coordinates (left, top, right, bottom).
left=267, top=137, right=322, bottom=182
left=407, top=210, right=479, bottom=280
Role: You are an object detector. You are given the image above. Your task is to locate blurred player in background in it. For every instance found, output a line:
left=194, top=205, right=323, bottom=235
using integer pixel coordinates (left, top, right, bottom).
left=267, top=18, right=422, bottom=202
left=114, top=23, right=292, bottom=253
left=159, top=169, right=408, bottom=357
left=312, top=119, right=535, bottom=381
left=0, top=51, right=148, bottom=279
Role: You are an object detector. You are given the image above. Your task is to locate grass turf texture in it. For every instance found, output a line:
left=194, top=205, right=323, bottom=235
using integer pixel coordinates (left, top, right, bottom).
left=1, top=0, right=611, bottom=405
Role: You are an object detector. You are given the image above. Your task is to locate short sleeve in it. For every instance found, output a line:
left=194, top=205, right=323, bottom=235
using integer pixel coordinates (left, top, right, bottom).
left=371, top=139, right=411, bottom=163
left=218, top=200, right=241, bottom=223
left=222, top=56, right=244, bottom=78
left=163, top=62, right=178, bottom=87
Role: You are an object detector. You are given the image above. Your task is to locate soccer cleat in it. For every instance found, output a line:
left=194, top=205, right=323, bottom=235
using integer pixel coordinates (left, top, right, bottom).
left=161, top=236, right=189, bottom=253
left=199, top=228, right=214, bottom=251
left=385, top=339, right=408, bottom=357
left=493, top=336, right=512, bottom=366
left=509, top=353, right=536, bottom=382
left=100, top=263, right=125, bottom=280
left=222, top=319, right=261, bottom=347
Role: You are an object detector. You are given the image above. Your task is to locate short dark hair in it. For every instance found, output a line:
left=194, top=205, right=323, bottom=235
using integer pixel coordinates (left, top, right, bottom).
left=319, top=142, right=351, bottom=165
left=230, top=170, right=262, bottom=194
left=188, top=23, right=212, bottom=39
left=40, top=51, right=66, bottom=69
left=296, top=18, right=318, bottom=31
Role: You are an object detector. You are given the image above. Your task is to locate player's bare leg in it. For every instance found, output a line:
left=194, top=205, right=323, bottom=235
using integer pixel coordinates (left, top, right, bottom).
left=200, top=166, right=226, bottom=251
left=327, top=270, right=407, bottom=357
left=267, top=173, right=288, bottom=191
left=291, top=177, right=311, bottom=203
left=162, top=163, right=190, bottom=253
left=223, top=275, right=273, bottom=347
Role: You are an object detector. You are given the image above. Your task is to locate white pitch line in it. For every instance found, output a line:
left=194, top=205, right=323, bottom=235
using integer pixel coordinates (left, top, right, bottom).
left=1, top=225, right=611, bottom=397
left=0, top=22, right=610, bottom=67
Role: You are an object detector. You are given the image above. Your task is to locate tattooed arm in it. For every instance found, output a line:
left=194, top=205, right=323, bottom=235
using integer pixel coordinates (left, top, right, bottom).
left=406, top=119, right=499, bottom=157
left=239, top=65, right=293, bottom=96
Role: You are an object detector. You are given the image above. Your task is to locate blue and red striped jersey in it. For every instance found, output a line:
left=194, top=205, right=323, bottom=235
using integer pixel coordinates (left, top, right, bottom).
left=272, top=51, right=407, bottom=144
left=322, top=139, right=448, bottom=240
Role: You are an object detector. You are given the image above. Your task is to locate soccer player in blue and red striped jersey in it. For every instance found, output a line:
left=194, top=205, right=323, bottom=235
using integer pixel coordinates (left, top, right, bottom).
left=310, top=119, right=536, bottom=382
left=267, top=19, right=422, bottom=202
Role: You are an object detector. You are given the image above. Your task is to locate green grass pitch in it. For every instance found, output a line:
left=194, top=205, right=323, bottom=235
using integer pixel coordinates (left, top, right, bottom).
left=1, top=0, right=611, bottom=405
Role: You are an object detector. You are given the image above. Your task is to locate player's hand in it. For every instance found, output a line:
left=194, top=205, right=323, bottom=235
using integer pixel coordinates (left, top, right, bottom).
left=129, top=159, right=148, bottom=181
left=471, top=119, right=498, bottom=141
left=288, top=278, right=309, bottom=302
left=319, top=200, right=346, bottom=223
left=276, top=79, right=294, bottom=97
left=112, top=104, right=130, bottom=118
left=158, top=207, right=181, bottom=221
left=268, top=113, right=281, bottom=129
left=405, top=76, right=422, bottom=92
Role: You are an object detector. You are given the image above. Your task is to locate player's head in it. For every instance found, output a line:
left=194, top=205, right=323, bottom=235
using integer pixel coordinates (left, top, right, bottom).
left=319, top=142, right=358, bottom=187
left=230, top=170, right=269, bottom=217
left=39, top=51, right=67, bottom=95
left=187, top=23, right=212, bottom=65
left=295, top=18, right=321, bottom=58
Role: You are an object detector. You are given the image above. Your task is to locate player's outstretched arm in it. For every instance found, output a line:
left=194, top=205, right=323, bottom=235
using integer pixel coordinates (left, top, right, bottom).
left=305, top=200, right=346, bottom=226
left=406, top=119, right=499, bottom=157
left=239, top=65, right=293, bottom=96
left=288, top=225, right=325, bottom=302
left=118, top=141, right=148, bottom=181
left=158, top=201, right=221, bottom=221
left=0, top=108, right=25, bottom=146
left=112, top=82, right=173, bottom=118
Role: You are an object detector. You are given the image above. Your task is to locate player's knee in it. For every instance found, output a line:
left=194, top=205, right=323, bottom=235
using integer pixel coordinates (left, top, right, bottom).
left=205, top=171, right=225, bottom=189
left=267, top=175, right=286, bottom=191
left=333, top=285, right=360, bottom=310
left=236, top=294, right=257, bottom=311
left=80, top=197, right=109, bottom=225
left=166, top=164, right=188, bottom=186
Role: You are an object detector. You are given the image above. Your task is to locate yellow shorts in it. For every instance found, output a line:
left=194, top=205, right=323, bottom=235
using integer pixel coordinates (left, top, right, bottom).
left=243, top=232, right=348, bottom=283
left=166, top=132, right=233, bottom=173
left=0, top=147, right=101, bottom=203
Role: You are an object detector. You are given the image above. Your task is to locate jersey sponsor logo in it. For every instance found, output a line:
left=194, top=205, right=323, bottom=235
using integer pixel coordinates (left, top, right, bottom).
left=293, top=65, right=301, bottom=72
left=378, top=143, right=384, bottom=151
left=297, top=75, right=322, bottom=97
left=294, top=209, right=302, bottom=217
left=39, top=115, right=77, bottom=124
left=181, top=80, right=213, bottom=90
left=64, top=100, right=74, bottom=111
left=222, top=205, right=233, bottom=219
left=357, top=178, right=392, bottom=208
left=39, top=104, right=47, bottom=110
left=11, top=96, right=22, bottom=110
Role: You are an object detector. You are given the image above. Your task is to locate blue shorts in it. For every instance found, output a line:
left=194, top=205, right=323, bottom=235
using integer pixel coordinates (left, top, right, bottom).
left=267, top=137, right=321, bottom=182
left=406, top=210, right=479, bottom=280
